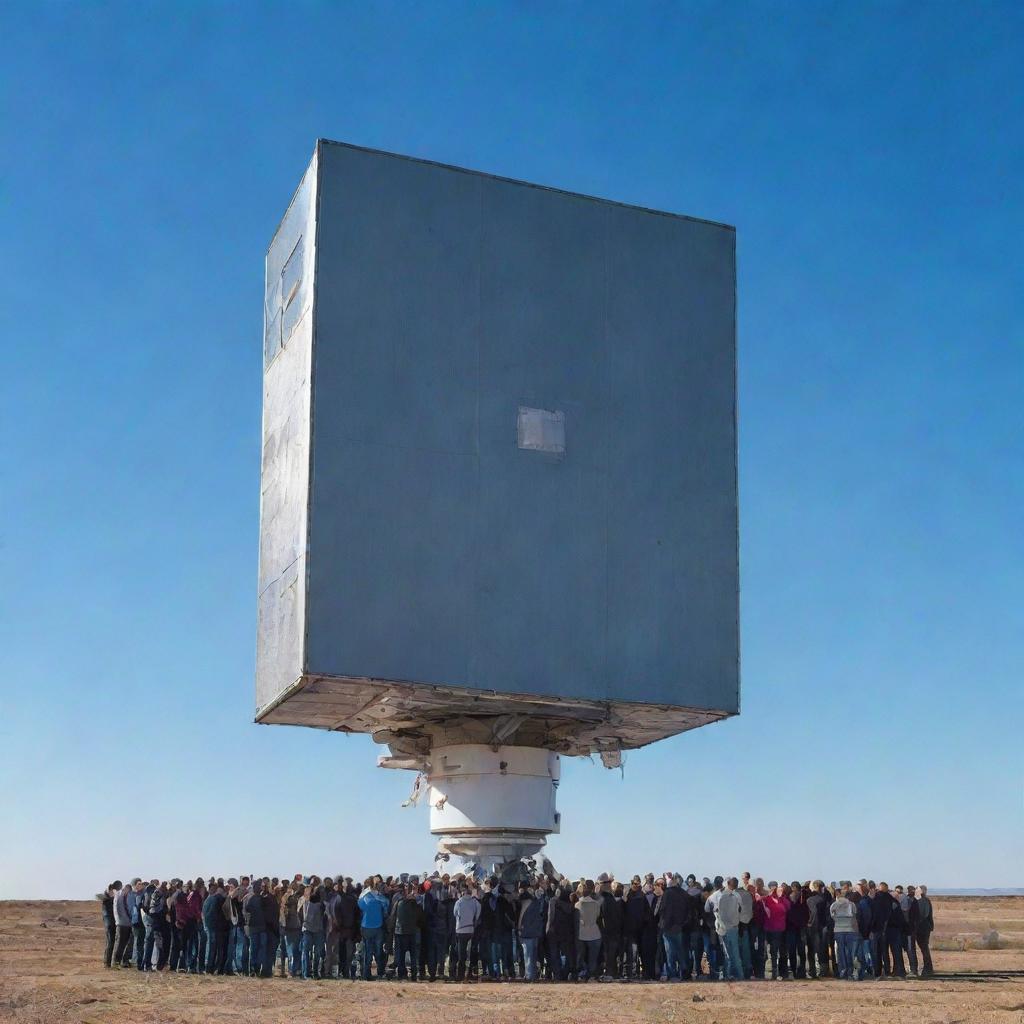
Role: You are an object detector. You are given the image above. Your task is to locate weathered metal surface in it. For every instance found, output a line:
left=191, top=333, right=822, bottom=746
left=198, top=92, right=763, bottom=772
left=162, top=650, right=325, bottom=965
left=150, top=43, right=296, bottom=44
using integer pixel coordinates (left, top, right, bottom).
left=257, top=140, right=739, bottom=754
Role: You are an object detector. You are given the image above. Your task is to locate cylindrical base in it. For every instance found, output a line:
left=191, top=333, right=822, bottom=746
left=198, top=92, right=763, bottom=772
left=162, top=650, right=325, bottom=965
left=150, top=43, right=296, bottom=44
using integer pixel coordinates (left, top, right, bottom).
left=427, top=744, right=560, bottom=869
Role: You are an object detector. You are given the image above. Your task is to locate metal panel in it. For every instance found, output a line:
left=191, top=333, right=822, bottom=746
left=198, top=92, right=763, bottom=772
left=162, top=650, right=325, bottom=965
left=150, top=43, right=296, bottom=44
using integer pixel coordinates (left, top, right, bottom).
left=257, top=140, right=739, bottom=741
left=255, top=149, right=318, bottom=710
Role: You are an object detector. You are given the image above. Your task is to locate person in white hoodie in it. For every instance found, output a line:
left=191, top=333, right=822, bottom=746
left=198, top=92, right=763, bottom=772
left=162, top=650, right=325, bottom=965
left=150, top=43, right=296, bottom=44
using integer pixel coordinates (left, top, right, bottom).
left=829, top=883, right=860, bottom=979
left=710, top=878, right=744, bottom=980
left=453, top=885, right=481, bottom=981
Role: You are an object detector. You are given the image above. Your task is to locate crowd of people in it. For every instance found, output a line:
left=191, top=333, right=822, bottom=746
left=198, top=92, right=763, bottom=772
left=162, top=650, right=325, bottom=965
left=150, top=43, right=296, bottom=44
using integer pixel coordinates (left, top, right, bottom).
left=99, top=870, right=936, bottom=983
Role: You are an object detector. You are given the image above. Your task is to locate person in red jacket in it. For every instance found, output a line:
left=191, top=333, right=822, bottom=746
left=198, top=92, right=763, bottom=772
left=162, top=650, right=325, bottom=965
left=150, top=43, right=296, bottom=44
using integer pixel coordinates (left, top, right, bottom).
left=174, top=881, right=203, bottom=973
left=761, top=883, right=791, bottom=980
left=748, top=884, right=767, bottom=978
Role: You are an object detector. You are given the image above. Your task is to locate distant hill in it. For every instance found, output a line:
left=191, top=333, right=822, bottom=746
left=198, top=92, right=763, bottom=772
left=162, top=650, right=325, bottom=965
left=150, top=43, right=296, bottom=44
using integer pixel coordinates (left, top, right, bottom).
left=931, top=888, right=1024, bottom=896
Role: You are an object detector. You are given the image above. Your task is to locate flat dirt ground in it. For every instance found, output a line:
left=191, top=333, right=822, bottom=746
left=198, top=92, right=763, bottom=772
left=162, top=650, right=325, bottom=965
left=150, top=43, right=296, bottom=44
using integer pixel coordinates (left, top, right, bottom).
left=1, top=896, right=1022, bottom=1024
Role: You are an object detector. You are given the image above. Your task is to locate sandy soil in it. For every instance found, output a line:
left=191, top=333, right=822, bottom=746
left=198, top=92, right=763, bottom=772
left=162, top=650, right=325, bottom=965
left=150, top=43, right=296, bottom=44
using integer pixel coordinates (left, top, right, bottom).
left=1, top=896, right=1021, bottom=1023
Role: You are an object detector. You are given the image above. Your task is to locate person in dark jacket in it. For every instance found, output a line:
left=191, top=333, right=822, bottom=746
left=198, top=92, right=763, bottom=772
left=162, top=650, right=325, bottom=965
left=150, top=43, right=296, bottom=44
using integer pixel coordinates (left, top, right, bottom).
left=202, top=884, right=228, bottom=975
left=143, top=882, right=170, bottom=972
left=914, top=885, right=935, bottom=977
left=856, top=885, right=874, bottom=979
left=804, top=881, right=830, bottom=979
left=391, top=884, right=425, bottom=980
left=870, top=882, right=899, bottom=977
left=784, top=883, right=808, bottom=979
left=333, top=881, right=360, bottom=980
left=260, top=883, right=279, bottom=979
left=897, top=885, right=920, bottom=975
left=546, top=886, right=576, bottom=980
left=419, top=882, right=441, bottom=982
left=479, top=881, right=515, bottom=980
left=98, top=885, right=116, bottom=968
left=623, top=879, right=653, bottom=979
left=517, top=883, right=545, bottom=980
left=657, top=875, right=689, bottom=980
left=598, top=878, right=624, bottom=979
left=242, top=880, right=268, bottom=978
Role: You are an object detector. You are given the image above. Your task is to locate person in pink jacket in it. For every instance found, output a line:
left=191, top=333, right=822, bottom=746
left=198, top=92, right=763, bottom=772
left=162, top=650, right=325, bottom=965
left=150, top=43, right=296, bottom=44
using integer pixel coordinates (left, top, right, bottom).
left=761, top=882, right=791, bottom=979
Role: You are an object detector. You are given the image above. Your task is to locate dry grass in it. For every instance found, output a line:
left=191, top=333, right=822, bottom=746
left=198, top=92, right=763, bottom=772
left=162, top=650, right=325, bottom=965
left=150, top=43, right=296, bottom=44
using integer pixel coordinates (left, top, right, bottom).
left=0, top=896, right=1022, bottom=1023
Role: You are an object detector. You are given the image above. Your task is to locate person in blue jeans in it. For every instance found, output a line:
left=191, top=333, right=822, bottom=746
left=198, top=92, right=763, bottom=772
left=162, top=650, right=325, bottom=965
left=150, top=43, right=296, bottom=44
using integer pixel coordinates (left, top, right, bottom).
left=357, top=882, right=389, bottom=979
left=516, top=883, right=545, bottom=981
left=298, top=885, right=327, bottom=979
left=242, top=880, right=268, bottom=978
left=391, top=884, right=424, bottom=980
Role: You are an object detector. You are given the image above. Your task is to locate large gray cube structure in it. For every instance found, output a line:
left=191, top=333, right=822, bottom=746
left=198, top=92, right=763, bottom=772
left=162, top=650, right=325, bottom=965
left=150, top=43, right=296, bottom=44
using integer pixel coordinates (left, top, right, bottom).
left=257, top=140, right=738, bottom=767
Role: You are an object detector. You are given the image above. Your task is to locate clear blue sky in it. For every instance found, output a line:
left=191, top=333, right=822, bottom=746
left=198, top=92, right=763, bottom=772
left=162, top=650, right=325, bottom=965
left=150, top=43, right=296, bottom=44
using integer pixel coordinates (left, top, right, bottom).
left=1, top=2, right=1021, bottom=900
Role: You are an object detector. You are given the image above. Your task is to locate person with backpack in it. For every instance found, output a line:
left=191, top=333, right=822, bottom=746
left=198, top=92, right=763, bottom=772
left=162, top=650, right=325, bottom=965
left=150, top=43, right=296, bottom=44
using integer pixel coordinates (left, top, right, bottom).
left=143, top=882, right=169, bottom=971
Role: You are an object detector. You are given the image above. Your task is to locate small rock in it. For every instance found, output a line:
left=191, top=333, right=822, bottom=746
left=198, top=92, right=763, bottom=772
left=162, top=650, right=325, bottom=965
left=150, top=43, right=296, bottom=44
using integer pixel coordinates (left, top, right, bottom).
left=56, top=915, right=70, bottom=925
left=692, top=992, right=706, bottom=1002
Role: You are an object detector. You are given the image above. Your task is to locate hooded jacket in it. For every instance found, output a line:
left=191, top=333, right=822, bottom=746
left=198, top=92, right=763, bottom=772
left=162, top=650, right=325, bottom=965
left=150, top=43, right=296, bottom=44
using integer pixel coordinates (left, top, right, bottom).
left=712, top=889, right=742, bottom=935
left=145, top=888, right=167, bottom=925
left=357, top=890, right=388, bottom=930
left=113, top=888, right=132, bottom=927
left=830, top=896, right=858, bottom=934
left=454, top=894, right=481, bottom=935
